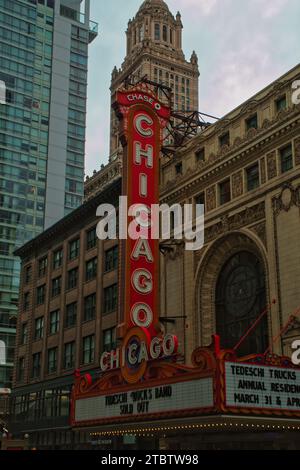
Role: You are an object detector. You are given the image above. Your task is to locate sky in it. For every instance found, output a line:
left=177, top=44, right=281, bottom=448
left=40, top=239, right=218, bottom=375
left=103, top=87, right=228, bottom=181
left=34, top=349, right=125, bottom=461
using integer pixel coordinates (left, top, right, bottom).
left=84, top=0, right=300, bottom=176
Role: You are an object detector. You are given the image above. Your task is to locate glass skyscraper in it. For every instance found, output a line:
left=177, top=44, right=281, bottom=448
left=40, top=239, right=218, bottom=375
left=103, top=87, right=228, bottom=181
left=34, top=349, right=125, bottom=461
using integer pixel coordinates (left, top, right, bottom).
left=0, top=0, right=98, bottom=389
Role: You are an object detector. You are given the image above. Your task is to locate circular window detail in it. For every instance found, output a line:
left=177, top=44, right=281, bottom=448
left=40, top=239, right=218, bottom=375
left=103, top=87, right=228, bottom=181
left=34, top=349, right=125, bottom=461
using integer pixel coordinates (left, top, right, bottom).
left=216, top=251, right=268, bottom=356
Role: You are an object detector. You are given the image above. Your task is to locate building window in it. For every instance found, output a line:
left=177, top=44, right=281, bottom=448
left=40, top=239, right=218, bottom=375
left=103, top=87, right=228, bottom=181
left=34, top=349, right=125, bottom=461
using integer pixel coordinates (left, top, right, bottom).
left=219, top=179, right=231, bottom=205
left=67, top=268, right=78, bottom=290
left=82, top=335, right=95, bottom=365
left=38, top=256, right=47, bottom=277
left=86, top=257, right=97, bottom=281
left=245, top=114, right=258, bottom=131
left=175, top=162, right=182, bottom=175
left=246, top=163, right=260, bottom=191
left=51, top=277, right=61, bottom=297
left=219, top=131, right=230, bottom=148
left=32, top=352, right=41, bottom=378
left=280, top=144, right=293, bottom=173
left=195, top=148, right=205, bottom=163
left=216, top=251, right=268, bottom=356
left=104, top=246, right=118, bottom=272
left=49, top=310, right=60, bottom=335
left=64, top=342, right=75, bottom=369
left=103, top=284, right=118, bottom=314
left=53, top=248, right=63, bottom=269
left=24, top=265, right=32, bottom=284
left=36, top=285, right=46, bottom=305
left=68, top=238, right=80, bottom=260
left=275, top=95, right=287, bottom=112
left=163, top=25, right=167, bottom=41
left=170, top=28, right=173, bottom=44
left=65, top=302, right=77, bottom=328
left=35, top=317, right=44, bottom=340
left=84, top=294, right=96, bottom=322
left=195, top=192, right=205, bottom=214
left=17, top=357, right=25, bottom=382
left=103, top=328, right=116, bottom=352
left=154, top=23, right=160, bottom=40
left=47, top=348, right=57, bottom=374
left=86, top=227, right=97, bottom=250
left=20, top=323, right=28, bottom=345
left=23, top=292, right=30, bottom=311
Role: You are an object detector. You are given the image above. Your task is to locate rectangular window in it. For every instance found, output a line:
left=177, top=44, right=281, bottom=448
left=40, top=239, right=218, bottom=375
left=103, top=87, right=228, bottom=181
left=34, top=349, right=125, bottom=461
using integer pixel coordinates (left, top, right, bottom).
left=104, top=246, right=118, bottom=273
left=69, top=238, right=80, bottom=260
left=35, top=317, right=44, bottom=340
left=51, top=277, right=61, bottom=297
left=82, top=335, right=95, bottom=365
left=47, top=348, right=57, bottom=374
left=280, top=144, right=293, bottom=173
left=24, top=265, right=32, bottom=284
left=38, top=256, right=47, bottom=277
left=64, top=342, right=75, bottom=369
left=103, top=284, right=118, bottom=314
left=245, top=114, right=258, bottom=131
left=17, top=357, right=25, bottom=382
left=20, top=323, right=28, bottom=345
left=195, top=148, right=205, bottom=163
left=49, top=310, right=59, bottom=335
left=32, top=352, right=41, bottom=378
left=65, top=302, right=77, bottom=328
left=175, top=162, right=182, bottom=175
left=103, top=328, right=116, bottom=352
left=53, top=248, right=63, bottom=269
left=36, top=284, right=45, bottom=305
left=219, top=179, right=231, bottom=205
left=246, top=163, right=260, bottom=191
left=86, top=257, right=97, bottom=281
left=276, top=95, right=287, bottom=112
left=67, top=268, right=78, bottom=290
left=154, top=24, right=160, bottom=41
left=86, top=227, right=97, bottom=250
left=23, top=292, right=30, bottom=311
left=195, top=192, right=205, bottom=214
left=84, top=293, right=96, bottom=321
left=219, top=132, right=230, bottom=148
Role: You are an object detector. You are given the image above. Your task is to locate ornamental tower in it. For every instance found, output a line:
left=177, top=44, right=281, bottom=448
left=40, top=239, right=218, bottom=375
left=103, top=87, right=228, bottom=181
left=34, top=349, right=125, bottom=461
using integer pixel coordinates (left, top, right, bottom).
left=109, top=0, right=199, bottom=158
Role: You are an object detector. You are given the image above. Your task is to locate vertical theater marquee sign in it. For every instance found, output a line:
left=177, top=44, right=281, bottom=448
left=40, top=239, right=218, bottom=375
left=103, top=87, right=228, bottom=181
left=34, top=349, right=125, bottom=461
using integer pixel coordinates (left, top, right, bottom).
left=71, top=87, right=300, bottom=428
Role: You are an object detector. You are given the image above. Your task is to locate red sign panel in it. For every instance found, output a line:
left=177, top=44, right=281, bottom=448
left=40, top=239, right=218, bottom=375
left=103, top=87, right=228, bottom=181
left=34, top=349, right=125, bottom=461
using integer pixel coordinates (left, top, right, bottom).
left=111, top=88, right=172, bottom=383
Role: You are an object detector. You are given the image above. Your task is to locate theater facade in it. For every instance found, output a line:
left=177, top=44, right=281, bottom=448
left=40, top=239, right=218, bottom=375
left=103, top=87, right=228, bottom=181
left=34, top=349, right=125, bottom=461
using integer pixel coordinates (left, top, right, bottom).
left=71, top=64, right=300, bottom=450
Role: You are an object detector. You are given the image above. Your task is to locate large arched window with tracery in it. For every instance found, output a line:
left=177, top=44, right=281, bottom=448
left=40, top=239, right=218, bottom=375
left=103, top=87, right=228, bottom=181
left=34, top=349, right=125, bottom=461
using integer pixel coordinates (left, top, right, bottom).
left=215, top=251, right=268, bottom=356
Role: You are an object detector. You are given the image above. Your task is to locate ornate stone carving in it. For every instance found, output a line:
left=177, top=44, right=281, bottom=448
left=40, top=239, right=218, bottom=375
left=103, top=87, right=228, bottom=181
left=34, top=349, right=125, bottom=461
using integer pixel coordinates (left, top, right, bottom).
left=198, top=201, right=266, bottom=252
left=294, top=137, right=300, bottom=166
left=232, top=170, right=243, bottom=198
left=267, top=150, right=277, bottom=180
left=262, top=118, right=271, bottom=129
left=272, top=183, right=300, bottom=216
left=206, top=186, right=216, bottom=212
left=249, top=222, right=267, bottom=248
left=260, top=157, right=266, bottom=184
left=233, top=136, right=242, bottom=147
left=246, top=127, right=258, bottom=140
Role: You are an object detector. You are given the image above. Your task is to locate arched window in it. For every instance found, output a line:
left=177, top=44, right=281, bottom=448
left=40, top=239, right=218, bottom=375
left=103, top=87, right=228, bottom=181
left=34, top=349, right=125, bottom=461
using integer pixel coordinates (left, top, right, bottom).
left=216, top=251, right=268, bottom=356
left=154, top=23, right=160, bottom=40
left=163, top=25, right=167, bottom=42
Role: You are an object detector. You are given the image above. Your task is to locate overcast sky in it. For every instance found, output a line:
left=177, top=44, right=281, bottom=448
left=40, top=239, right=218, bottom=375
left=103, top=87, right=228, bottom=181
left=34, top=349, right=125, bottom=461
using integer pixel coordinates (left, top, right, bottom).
left=84, top=0, right=300, bottom=176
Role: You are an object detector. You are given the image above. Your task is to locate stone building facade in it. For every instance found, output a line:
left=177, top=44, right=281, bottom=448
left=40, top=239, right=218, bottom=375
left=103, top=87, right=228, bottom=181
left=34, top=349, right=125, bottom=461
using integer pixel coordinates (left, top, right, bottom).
left=159, top=63, right=300, bottom=362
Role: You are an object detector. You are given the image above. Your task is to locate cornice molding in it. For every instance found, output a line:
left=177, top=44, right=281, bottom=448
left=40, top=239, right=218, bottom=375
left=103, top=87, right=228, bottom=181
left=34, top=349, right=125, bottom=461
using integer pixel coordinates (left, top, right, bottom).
left=161, top=106, right=300, bottom=201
